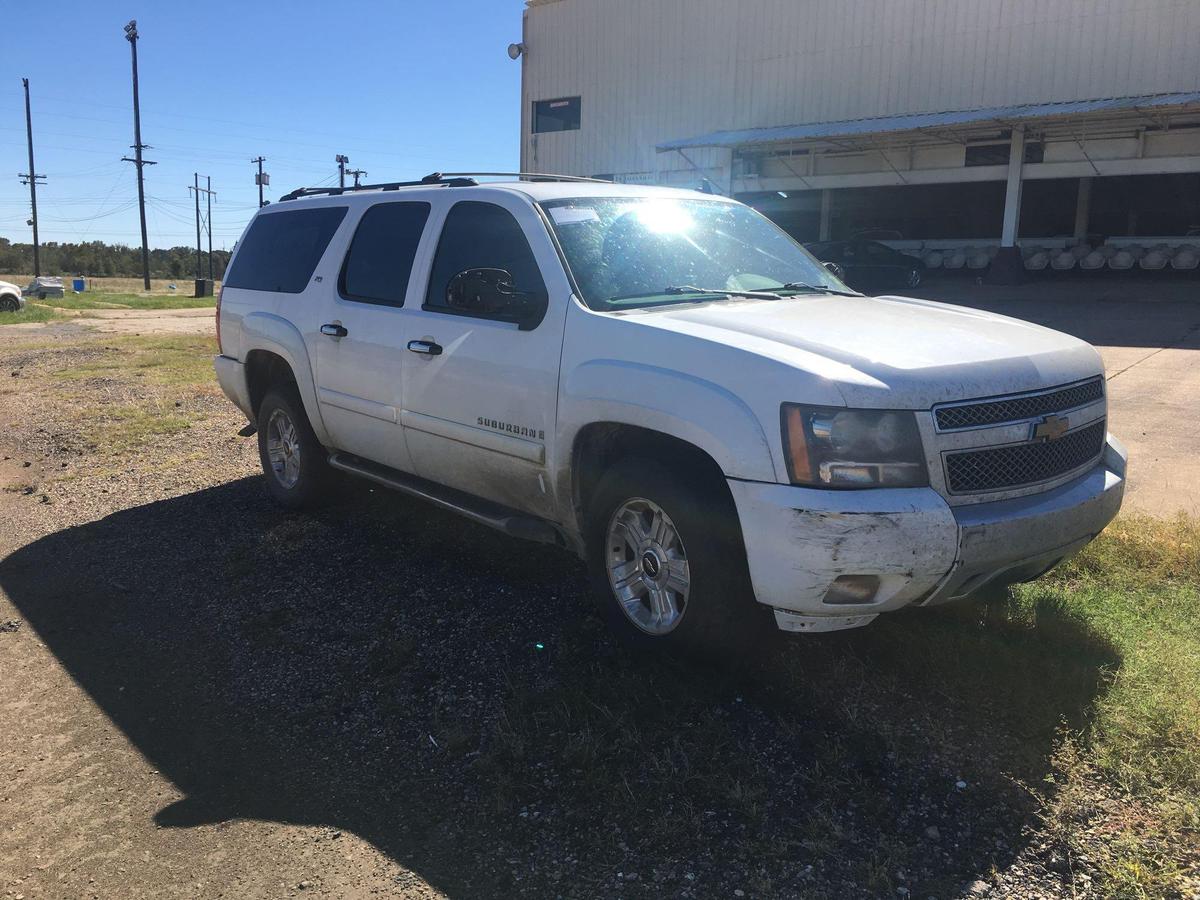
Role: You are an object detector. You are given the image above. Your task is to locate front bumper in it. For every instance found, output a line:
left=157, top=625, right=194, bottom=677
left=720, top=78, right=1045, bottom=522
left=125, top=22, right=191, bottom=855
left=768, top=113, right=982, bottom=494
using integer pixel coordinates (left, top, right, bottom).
left=729, top=434, right=1126, bottom=632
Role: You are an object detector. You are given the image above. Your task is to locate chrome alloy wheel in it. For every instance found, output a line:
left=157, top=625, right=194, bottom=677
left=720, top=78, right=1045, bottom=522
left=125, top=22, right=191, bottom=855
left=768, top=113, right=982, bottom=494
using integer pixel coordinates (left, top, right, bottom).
left=265, top=408, right=302, bottom=489
left=605, top=497, right=691, bottom=635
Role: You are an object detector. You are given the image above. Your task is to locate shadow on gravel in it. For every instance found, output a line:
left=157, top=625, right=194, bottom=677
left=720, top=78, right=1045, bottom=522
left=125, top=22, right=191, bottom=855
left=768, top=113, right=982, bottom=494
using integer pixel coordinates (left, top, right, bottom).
left=0, top=477, right=1121, bottom=897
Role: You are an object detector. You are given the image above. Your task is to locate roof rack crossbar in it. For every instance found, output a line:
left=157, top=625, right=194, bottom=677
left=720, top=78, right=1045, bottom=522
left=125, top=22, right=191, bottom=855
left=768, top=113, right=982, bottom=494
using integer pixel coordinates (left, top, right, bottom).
left=278, top=170, right=612, bottom=202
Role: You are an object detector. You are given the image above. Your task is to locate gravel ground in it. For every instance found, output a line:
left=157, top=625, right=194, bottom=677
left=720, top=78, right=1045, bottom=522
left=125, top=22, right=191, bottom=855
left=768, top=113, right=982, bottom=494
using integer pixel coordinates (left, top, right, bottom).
left=0, top=323, right=1182, bottom=899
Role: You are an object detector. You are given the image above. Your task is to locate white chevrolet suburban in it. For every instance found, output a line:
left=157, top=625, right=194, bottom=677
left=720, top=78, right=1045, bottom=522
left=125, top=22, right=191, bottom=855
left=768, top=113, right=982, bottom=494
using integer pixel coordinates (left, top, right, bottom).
left=214, top=173, right=1125, bottom=648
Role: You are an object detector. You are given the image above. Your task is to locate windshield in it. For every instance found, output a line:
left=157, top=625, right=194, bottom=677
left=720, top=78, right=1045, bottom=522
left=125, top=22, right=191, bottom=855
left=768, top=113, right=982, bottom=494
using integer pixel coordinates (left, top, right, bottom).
left=541, top=196, right=854, bottom=310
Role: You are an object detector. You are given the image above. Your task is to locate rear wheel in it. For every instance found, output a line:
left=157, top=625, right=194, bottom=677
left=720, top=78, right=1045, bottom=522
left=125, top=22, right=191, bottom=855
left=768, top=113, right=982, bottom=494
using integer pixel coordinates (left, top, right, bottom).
left=586, top=457, right=764, bottom=653
left=256, top=384, right=331, bottom=509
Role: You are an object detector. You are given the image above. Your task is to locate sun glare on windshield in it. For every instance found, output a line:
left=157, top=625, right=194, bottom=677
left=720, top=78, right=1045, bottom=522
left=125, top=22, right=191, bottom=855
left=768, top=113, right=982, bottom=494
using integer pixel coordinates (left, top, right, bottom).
left=632, top=201, right=694, bottom=235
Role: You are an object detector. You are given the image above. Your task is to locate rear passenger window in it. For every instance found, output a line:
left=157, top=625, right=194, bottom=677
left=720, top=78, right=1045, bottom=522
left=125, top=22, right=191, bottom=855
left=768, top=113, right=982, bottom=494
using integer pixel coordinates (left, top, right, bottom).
left=425, top=202, right=546, bottom=313
left=339, top=202, right=430, bottom=306
left=224, top=206, right=347, bottom=293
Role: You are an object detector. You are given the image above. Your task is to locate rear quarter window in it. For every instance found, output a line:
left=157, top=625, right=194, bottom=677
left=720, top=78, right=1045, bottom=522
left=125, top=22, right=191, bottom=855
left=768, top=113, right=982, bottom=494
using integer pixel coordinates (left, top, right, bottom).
left=225, top=206, right=348, bottom=293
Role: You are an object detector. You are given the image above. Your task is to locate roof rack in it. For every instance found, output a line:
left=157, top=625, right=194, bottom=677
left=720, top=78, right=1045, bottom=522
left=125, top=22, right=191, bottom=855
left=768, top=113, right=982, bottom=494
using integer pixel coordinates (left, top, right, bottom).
left=278, top=170, right=611, bottom=202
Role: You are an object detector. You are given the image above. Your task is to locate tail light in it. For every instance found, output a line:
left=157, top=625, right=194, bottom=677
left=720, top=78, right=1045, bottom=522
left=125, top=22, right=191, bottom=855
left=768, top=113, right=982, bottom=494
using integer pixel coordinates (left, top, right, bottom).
left=215, top=284, right=223, bottom=354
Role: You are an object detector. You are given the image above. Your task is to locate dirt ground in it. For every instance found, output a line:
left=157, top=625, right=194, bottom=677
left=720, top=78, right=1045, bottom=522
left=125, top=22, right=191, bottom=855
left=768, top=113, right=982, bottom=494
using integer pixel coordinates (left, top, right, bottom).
left=0, top=308, right=1195, bottom=899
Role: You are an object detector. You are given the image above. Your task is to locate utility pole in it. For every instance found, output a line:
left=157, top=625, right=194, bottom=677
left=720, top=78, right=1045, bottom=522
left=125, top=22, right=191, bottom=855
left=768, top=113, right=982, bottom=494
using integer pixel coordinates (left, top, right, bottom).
left=251, top=156, right=268, bottom=207
left=192, top=173, right=202, bottom=280
left=206, top=175, right=214, bottom=281
left=188, top=174, right=216, bottom=289
left=336, top=154, right=349, bottom=189
left=122, top=20, right=155, bottom=292
left=18, top=78, right=46, bottom=277
left=346, top=168, right=367, bottom=188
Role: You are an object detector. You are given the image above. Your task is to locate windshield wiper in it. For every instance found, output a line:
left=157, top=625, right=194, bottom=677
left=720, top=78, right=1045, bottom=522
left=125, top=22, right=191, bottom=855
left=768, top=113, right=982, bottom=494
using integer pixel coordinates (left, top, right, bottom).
left=607, top=285, right=783, bottom=303
left=664, top=284, right=783, bottom=300
left=776, top=281, right=861, bottom=297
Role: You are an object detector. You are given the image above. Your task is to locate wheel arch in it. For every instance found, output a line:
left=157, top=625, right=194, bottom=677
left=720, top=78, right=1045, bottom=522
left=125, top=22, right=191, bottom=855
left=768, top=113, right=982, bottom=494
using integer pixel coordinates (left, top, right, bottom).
left=239, top=312, right=330, bottom=444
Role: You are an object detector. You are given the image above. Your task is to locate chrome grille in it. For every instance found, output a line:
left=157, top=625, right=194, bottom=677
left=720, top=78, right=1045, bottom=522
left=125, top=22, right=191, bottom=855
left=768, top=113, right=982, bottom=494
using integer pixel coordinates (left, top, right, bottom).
left=935, top=377, right=1104, bottom=431
left=944, top=419, right=1106, bottom=494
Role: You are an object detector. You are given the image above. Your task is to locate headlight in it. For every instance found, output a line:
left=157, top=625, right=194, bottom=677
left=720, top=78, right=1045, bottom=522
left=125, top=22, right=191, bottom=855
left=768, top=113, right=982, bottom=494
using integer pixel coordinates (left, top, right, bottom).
left=781, top=404, right=928, bottom=488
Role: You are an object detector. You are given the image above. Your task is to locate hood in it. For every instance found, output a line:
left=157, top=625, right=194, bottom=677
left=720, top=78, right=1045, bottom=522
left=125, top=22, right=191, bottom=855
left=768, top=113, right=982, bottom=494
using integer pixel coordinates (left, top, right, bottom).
left=625, top=293, right=1103, bottom=408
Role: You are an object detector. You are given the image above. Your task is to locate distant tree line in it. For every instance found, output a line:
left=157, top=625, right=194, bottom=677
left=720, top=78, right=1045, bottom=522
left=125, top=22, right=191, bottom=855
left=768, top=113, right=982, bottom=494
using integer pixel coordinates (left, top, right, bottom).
left=0, top=238, right=230, bottom=280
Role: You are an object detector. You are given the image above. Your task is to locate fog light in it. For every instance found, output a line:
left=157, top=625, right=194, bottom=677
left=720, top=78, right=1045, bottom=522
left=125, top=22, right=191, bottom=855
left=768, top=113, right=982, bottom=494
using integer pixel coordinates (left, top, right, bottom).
left=822, top=575, right=881, bottom=605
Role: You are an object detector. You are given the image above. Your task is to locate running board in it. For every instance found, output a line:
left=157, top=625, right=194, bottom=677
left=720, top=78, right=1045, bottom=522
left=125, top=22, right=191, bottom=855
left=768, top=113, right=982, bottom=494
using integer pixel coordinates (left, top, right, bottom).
left=327, top=452, right=565, bottom=547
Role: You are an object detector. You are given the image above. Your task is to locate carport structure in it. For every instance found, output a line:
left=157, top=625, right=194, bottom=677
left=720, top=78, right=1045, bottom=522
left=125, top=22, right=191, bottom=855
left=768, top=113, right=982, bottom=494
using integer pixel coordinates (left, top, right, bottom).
left=656, top=91, right=1200, bottom=268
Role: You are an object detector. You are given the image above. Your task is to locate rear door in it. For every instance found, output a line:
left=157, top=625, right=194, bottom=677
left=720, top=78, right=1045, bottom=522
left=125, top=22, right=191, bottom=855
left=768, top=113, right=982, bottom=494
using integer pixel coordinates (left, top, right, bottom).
left=398, top=195, right=567, bottom=518
left=311, top=200, right=432, bottom=473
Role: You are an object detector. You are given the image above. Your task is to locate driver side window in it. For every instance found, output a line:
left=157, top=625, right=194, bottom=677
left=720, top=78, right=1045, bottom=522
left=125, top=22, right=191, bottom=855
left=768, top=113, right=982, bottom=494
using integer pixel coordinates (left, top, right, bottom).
left=424, top=201, right=547, bottom=321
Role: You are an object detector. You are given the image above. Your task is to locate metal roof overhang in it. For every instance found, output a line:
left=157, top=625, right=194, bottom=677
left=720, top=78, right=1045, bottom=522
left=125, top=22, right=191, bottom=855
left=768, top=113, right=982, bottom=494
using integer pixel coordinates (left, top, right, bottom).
left=656, top=91, right=1200, bottom=153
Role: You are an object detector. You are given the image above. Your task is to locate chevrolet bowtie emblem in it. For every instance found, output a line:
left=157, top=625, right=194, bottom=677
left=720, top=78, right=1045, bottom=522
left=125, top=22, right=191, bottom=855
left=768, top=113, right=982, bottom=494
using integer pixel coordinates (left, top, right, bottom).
left=1032, top=413, right=1069, bottom=442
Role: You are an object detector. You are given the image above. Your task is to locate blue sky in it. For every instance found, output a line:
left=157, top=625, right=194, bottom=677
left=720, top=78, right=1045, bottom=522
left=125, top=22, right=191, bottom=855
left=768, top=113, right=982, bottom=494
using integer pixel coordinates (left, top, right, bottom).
left=0, top=0, right=525, bottom=250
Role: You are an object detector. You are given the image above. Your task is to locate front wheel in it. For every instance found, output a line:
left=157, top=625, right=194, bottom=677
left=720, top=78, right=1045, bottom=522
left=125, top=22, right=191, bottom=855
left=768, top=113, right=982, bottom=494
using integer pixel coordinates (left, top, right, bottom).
left=586, top=458, right=765, bottom=653
left=0, top=295, right=19, bottom=312
left=256, top=384, right=331, bottom=509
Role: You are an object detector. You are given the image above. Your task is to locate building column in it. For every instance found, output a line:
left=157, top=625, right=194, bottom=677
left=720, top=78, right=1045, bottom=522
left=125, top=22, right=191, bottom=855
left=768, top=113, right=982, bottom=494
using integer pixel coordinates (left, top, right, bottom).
left=988, top=126, right=1028, bottom=283
left=1000, top=126, right=1025, bottom=248
left=1073, top=177, right=1093, bottom=241
left=818, top=189, right=832, bottom=241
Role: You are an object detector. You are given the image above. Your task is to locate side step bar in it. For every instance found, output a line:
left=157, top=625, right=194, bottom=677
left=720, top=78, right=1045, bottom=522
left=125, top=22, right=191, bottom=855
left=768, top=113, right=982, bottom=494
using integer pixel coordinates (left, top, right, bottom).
left=328, top=452, right=566, bottom=548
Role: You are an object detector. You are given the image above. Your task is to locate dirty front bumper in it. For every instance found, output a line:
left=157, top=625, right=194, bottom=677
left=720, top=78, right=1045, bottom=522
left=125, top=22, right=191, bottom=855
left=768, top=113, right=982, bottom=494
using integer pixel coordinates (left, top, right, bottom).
left=729, top=434, right=1126, bottom=632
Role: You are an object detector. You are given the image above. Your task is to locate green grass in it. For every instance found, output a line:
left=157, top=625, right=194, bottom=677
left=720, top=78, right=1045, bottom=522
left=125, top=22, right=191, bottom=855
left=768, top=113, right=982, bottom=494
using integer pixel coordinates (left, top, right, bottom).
left=1022, top=515, right=1200, bottom=895
left=50, top=334, right=220, bottom=452
left=53, top=334, right=219, bottom=387
left=0, top=305, right=64, bottom=326
left=40, top=291, right=216, bottom=310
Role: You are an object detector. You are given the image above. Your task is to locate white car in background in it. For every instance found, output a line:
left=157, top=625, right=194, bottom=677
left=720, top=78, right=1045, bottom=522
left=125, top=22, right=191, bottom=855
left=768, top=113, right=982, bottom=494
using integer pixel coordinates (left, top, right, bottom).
left=213, top=173, right=1125, bottom=650
left=0, top=280, right=24, bottom=312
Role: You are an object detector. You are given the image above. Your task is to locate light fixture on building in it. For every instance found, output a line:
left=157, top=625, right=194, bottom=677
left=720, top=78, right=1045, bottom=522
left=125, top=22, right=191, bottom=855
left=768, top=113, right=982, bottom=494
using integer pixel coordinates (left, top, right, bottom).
left=507, top=42, right=525, bottom=60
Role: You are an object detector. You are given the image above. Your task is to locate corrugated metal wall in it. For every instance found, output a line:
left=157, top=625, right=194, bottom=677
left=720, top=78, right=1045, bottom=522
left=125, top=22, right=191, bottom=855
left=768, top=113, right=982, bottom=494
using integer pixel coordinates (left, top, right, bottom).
left=521, top=0, right=1200, bottom=177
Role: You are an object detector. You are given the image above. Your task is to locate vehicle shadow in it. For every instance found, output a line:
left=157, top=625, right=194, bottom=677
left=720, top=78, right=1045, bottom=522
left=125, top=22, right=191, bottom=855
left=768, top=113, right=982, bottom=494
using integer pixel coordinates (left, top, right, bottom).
left=0, top=477, right=1120, bottom=896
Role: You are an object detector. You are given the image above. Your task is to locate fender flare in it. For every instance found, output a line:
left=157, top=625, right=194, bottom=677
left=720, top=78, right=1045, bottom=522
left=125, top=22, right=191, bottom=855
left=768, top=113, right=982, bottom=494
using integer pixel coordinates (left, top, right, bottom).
left=559, top=358, right=778, bottom=483
left=240, top=312, right=331, bottom=445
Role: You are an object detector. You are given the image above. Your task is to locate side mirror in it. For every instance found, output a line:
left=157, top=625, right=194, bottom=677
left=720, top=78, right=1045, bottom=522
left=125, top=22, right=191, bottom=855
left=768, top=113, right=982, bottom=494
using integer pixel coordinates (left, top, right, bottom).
left=446, top=268, right=537, bottom=322
left=823, top=260, right=845, bottom=280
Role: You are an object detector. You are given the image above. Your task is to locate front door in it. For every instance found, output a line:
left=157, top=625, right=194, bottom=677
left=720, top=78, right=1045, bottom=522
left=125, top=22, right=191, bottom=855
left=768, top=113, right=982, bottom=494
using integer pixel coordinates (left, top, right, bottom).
left=399, top=196, right=567, bottom=518
left=312, top=200, right=431, bottom=473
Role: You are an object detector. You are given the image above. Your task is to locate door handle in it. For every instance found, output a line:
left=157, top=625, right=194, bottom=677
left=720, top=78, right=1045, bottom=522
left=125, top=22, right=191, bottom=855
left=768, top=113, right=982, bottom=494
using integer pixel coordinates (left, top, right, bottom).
left=407, top=340, right=443, bottom=356
left=320, top=323, right=348, bottom=338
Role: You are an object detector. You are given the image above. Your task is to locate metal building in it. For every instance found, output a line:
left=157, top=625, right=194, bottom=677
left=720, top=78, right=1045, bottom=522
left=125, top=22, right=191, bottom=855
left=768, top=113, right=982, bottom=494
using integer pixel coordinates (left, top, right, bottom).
left=518, top=0, right=1200, bottom=275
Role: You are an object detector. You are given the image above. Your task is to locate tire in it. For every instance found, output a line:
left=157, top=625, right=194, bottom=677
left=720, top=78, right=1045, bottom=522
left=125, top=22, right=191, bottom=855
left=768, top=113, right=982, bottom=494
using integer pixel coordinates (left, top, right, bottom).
left=585, top=457, right=766, bottom=653
left=256, top=383, right=331, bottom=510
left=0, top=295, right=18, bottom=312
left=906, top=267, right=922, bottom=289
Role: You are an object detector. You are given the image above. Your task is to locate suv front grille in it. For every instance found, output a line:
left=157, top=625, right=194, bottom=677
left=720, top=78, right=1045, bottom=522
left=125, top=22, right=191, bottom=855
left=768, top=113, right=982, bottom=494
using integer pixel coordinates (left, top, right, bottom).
left=944, top=419, right=1106, bottom=494
left=935, top=377, right=1104, bottom=431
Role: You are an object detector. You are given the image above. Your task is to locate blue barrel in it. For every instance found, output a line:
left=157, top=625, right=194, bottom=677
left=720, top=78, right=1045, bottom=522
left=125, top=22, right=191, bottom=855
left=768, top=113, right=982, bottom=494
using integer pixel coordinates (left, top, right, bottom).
left=72, top=278, right=86, bottom=292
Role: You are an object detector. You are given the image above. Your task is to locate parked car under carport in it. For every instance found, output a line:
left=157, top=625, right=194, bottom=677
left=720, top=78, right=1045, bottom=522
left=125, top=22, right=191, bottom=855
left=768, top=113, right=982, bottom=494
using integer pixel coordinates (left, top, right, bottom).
left=806, top=240, right=924, bottom=293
